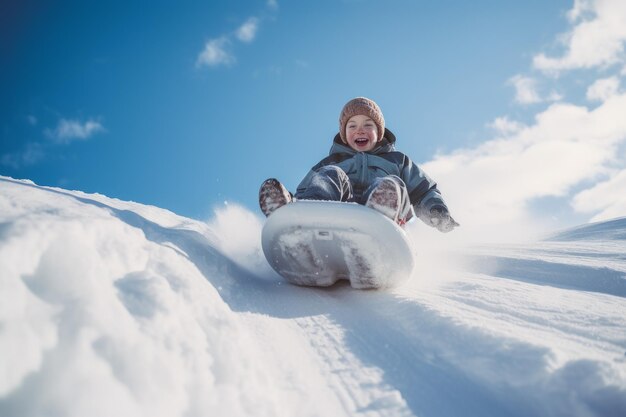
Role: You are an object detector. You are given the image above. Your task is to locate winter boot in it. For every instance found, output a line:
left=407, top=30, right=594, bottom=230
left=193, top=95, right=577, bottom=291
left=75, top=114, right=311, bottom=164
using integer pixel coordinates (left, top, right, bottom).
left=365, top=177, right=402, bottom=223
left=259, top=178, right=292, bottom=217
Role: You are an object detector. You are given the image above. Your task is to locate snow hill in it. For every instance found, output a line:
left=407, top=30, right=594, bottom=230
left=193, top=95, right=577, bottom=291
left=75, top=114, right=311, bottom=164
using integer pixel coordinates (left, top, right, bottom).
left=1, top=176, right=625, bottom=417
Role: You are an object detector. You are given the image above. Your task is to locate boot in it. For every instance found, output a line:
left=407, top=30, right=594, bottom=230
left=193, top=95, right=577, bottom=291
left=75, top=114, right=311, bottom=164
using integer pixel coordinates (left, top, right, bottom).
left=365, top=178, right=401, bottom=223
left=259, top=178, right=292, bottom=217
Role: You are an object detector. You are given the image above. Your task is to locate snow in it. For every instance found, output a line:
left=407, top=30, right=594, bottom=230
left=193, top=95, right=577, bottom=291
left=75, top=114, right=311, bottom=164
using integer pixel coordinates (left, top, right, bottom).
left=1, top=175, right=625, bottom=417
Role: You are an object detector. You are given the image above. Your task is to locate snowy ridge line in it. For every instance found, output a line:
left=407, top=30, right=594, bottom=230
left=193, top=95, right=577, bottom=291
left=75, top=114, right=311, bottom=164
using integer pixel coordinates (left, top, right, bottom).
left=545, top=217, right=626, bottom=241
left=464, top=254, right=626, bottom=297
left=458, top=236, right=626, bottom=298
left=464, top=241, right=626, bottom=275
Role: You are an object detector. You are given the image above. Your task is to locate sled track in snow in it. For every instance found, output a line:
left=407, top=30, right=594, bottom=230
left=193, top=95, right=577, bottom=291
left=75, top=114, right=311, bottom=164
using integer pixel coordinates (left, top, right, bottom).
left=294, top=313, right=413, bottom=417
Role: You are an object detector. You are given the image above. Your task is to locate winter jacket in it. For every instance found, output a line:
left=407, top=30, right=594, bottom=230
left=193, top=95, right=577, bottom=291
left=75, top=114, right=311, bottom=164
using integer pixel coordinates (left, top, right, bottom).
left=296, top=128, right=448, bottom=219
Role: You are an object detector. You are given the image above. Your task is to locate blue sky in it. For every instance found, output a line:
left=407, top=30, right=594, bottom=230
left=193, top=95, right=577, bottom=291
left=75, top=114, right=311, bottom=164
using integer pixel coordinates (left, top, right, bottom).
left=2, top=0, right=626, bottom=239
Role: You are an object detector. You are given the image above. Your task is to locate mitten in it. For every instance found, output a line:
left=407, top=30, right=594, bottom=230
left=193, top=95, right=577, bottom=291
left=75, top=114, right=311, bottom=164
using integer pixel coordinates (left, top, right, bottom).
left=429, top=205, right=460, bottom=233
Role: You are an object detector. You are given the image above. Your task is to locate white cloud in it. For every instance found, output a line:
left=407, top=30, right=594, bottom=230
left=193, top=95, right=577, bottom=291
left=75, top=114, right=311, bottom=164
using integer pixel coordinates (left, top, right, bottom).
left=573, top=167, right=626, bottom=221
left=197, top=15, right=267, bottom=69
left=3, top=117, right=105, bottom=168
left=586, top=76, right=620, bottom=101
left=533, top=0, right=626, bottom=73
left=236, top=18, right=259, bottom=43
left=422, top=92, right=626, bottom=241
left=45, top=118, right=105, bottom=144
left=487, top=117, right=525, bottom=135
left=196, top=0, right=280, bottom=70
left=546, top=90, right=564, bottom=102
left=196, top=37, right=234, bottom=68
left=196, top=0, right=278, bottom=67
left=567, top=0, right=594, bottom=21
left=1, top=143, right=44, bottom=168
left=509, top=75, right=542, bottom=104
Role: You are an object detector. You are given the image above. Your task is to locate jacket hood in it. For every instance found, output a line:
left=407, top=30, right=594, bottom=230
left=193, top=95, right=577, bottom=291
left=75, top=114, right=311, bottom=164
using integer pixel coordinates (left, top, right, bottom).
left=331, top=128, right=397, bottom=155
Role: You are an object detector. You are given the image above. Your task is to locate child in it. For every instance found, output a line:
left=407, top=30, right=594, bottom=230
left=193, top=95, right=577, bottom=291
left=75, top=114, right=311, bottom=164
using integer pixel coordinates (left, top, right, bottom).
left=259, top=97, right=458, bottom=233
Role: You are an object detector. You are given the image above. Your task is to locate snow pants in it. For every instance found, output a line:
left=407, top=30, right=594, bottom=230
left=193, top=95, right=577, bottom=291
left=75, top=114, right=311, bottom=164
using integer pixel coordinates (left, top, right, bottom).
left=294, top=165, right=414, bottom=222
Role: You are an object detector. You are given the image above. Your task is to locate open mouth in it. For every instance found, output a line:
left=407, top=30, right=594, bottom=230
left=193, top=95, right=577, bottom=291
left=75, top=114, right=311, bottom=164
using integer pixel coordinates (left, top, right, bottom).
left=354, top=138, right=369, bottom=146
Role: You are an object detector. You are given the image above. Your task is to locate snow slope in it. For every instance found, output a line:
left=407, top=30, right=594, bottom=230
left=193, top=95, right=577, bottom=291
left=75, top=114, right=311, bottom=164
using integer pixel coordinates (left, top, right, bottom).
left=1, top=176, right=625, bottom=417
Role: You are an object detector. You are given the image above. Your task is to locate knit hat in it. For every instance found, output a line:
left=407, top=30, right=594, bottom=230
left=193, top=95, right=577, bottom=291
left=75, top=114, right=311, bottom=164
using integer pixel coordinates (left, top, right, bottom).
left=339, top=97, right=385, bottom=143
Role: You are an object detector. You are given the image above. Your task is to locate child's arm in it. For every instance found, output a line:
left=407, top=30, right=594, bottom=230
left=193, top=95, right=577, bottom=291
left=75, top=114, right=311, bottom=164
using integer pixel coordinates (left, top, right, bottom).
left=401, top=157, right=459, bottom=232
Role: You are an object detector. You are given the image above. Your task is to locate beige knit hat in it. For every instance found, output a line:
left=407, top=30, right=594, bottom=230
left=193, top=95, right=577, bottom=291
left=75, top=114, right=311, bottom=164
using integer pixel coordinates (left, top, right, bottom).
left=339, top=97, right=385, bottom=143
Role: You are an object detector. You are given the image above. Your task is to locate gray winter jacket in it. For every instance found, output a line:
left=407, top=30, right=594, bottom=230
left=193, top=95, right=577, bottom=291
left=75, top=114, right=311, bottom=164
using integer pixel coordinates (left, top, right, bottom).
left=296, top=129, right=447, bottom=219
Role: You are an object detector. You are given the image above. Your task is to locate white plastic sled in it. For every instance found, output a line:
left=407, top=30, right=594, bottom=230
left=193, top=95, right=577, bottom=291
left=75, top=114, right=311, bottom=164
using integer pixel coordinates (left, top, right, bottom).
left=261, top=201, right=415, bottom=289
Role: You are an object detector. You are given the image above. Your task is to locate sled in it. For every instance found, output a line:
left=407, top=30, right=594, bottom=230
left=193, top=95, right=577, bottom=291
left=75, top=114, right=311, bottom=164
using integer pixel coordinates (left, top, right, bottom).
left=261, top=201, right=415, bottom=289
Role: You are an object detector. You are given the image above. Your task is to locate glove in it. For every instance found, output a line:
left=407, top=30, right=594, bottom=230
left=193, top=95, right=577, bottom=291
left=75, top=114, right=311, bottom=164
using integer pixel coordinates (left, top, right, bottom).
left=428, top=205, right=460, bottom=233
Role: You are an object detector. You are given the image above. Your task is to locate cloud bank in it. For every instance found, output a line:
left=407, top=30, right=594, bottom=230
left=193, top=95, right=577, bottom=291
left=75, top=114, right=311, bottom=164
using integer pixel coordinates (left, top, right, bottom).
left=422, top=0, right=626, bottom=241
left=425, top=92, right=626, bottom=240
left=509, top=75, right=542, bottom=104
left=573, top=168, right=626, bottom=221
left=533, top=0, right=626, bottom=73
left=586, top=76, right=621, bottom=101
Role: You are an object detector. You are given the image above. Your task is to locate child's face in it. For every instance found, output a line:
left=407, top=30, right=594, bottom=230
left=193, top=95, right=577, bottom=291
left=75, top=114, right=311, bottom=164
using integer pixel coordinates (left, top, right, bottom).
left=345, top=114, right=379, bottom=152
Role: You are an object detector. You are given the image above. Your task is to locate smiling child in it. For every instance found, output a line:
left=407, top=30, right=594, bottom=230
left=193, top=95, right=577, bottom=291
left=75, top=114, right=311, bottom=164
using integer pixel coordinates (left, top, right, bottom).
left=259, top=97, right=458, bottom=232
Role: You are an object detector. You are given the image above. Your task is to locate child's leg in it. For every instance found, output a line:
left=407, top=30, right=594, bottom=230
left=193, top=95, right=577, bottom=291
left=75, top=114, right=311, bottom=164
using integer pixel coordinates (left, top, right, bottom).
left=294, top=166, right=353, bottom=202
left=364, top=175, right=413, bottom=224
